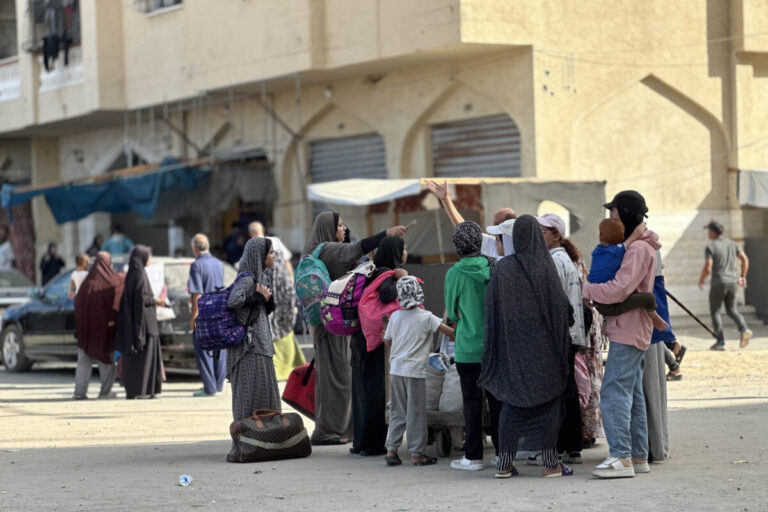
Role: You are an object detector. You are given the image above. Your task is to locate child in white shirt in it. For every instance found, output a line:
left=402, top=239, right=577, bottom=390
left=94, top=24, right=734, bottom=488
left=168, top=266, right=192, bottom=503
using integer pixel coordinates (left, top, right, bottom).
left=68, top=253, right=90, bottom=299
left=383, top=276, right=454, bottom=467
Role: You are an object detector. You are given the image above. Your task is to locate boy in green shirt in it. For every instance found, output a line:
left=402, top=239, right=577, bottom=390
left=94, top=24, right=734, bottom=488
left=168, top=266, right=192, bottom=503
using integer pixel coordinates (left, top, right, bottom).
left=445, top=221, right=501, bottom=471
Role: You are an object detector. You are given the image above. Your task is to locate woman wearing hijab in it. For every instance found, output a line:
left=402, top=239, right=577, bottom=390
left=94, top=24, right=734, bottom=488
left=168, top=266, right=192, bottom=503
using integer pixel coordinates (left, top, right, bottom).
left=351, top=236, right=407, bottom=456
left=73, top=252, right=124, bottom=400
left=115, top=245, right=164, bottom=399
left=479, top=215, right=574, bottom=479
left=268, top=238, right=305, bottom=381
left=303, top=211, right=407, bottom=446
left=226, top=237, right=279, bottom=446
left=445, top=222, right=501, bottom=472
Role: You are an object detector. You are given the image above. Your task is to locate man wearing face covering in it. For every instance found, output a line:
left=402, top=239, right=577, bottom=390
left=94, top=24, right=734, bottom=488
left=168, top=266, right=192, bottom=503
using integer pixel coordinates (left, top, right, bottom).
left=582, top=191, right=660, bottom=479
left=303, top=212, right=408, bottom=446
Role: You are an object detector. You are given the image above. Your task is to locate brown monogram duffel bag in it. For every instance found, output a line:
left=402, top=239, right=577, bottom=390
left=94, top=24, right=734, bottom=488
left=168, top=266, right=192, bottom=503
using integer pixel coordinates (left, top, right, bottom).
left=227, top=409, right=312, bottom=463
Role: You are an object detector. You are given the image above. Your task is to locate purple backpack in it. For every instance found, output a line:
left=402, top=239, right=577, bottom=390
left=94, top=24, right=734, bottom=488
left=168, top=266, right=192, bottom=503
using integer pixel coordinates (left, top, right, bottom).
left=194, top=272, right=253, bottom=352
left=320, top=262, right=375, bottom=336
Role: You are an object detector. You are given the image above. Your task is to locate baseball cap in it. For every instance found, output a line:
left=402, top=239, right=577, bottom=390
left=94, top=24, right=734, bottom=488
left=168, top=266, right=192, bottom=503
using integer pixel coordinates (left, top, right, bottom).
left=703, top=220, right=724, bottom=235
left=486, top=218, right=515, bottom=237
left=537, top=213, right=566, bottom=237
left=603, top=190, right=648, bottom=218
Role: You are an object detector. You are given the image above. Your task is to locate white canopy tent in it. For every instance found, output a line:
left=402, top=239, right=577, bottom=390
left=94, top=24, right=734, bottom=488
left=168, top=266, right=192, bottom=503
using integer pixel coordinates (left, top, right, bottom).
left=307, top=178, right=606, bottom=263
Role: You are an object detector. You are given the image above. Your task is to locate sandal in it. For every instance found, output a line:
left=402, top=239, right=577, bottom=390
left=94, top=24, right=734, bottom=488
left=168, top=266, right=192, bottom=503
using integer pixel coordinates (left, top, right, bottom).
left=412, top=456, right=438, bottom=466
left=675, top=345, right=687, bottom=364
left=385, top=454, right=402, bottom=466
left=494, top=467, right=519, bottom=479
left=666, top=371, right=683, bottom=381
left=543, top=464, right=574, bottom=478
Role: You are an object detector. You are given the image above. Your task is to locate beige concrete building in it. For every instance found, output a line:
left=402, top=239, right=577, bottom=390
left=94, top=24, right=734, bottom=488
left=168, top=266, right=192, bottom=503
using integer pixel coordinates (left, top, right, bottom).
left=1, top=0, right=767, bottom=314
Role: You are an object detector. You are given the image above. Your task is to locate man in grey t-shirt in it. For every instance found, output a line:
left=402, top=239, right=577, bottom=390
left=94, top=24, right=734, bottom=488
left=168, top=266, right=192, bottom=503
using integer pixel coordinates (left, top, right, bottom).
left=698, top=221, right=752, bottom=350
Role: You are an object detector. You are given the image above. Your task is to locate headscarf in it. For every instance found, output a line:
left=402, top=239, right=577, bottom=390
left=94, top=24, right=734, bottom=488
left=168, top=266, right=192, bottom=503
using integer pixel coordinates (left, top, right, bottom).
left=227, top=237, right=274, bottom=357
left=396, top=276, right=424, bottom=309
left=115, top=245, right=157, bottom=353
left=478, top=215, right=572, bottom=408
left=373, top=237, right=405, bottom=270
left=267, top=238, right=296, bottom=341
left=75, top=252, right=124, bottom=364
left=452, top=221, right=483, bottom=258
left=303, top=211, right=338, bottom=256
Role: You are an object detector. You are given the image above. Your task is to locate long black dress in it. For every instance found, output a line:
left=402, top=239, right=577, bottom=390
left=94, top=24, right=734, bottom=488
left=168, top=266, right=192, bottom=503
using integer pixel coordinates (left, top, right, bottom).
left=115, top=245, right=162, bottom=399
left=351, top=237, right=403, bottom=455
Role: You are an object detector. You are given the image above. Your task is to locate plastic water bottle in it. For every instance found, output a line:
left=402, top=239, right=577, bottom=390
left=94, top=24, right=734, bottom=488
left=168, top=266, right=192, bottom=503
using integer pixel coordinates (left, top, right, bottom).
left=178, top=475, right=193, bottom=487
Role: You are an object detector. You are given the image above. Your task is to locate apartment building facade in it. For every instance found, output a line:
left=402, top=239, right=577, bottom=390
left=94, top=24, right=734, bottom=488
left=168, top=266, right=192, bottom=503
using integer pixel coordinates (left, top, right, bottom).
left=1, top=0, right=767, bottom=311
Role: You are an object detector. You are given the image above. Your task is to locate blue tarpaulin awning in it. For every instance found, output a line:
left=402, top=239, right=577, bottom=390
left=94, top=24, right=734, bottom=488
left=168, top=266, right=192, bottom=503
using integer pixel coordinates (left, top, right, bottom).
left=1, top=157, right=211, bottom=224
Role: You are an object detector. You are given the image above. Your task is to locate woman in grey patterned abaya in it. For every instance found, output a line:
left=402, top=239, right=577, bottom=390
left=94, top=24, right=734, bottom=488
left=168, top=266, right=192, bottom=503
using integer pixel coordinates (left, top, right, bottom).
left=226, top=238, right=280, bottom=442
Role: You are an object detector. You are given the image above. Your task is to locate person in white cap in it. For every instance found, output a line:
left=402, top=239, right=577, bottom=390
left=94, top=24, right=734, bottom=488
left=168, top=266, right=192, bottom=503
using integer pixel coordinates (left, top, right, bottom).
left=536, top=213, right=585, bottom=467
left=485, top=218, right=516, bottom=257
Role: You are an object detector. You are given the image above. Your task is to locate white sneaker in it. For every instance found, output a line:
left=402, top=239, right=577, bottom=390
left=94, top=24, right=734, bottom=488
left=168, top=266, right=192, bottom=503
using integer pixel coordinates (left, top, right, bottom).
left=592, top=456, right=635, bottom=479
left=450, top=456, right=484, bottom=471
left=632, top=458, right=651, bottom=474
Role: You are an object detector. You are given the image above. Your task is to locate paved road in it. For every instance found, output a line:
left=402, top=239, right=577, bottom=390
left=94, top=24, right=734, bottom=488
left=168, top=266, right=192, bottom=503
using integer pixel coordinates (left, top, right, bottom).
left=1, top=326, right=767, bottom=511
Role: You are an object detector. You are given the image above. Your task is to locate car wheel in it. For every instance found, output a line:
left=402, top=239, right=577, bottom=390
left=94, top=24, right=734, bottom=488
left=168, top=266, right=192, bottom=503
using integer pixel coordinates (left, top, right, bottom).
left=1, top=325, right=32, bottom=372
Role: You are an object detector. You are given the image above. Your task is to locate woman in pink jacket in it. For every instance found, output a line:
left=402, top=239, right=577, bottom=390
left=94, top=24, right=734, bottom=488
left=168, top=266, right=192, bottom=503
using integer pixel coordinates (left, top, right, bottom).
left=582, top=191, right=660, bottom=479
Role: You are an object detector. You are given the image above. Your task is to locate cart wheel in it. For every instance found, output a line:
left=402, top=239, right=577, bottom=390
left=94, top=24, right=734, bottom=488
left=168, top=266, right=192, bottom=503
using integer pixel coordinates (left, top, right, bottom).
left=435, top=429, right=452, bottom=457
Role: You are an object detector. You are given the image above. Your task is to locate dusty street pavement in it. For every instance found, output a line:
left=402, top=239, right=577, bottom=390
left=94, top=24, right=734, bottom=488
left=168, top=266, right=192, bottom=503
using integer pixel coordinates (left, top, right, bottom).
left=1, top=325, right=767, bottom=512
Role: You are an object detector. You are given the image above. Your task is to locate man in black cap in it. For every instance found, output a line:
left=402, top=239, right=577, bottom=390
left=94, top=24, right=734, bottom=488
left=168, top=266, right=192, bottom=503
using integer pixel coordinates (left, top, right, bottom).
left=698, top=220, right=751, bottom=350
left=583, top=190, right=660, bottom=478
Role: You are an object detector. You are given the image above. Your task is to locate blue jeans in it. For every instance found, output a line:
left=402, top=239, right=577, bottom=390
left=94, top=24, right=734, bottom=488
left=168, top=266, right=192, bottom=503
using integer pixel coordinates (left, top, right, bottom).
left=194, top=333, right=227, bottom=395
left=600, top=342, right=648, bottom=460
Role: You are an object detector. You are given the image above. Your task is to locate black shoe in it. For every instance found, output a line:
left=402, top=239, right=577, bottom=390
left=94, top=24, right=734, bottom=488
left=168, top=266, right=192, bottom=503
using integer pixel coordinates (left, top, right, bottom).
left=349, top=447, right=361, bottom=455
left=361, top=448, right=387, bottom=457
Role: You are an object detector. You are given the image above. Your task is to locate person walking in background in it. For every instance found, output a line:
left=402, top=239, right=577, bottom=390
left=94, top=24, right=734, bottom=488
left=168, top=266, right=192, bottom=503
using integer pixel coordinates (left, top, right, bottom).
left=537, top=213, right=585, bottom=465
left=583, top=191, right=658, bottom=479
left=444, top=221, right=501, bottom=472
left=39, top=242, right=65, bottom=286
left=225, top=238, right=280, bottom=460
left=101, top=225, right=134, bottom=255
left=86, top=235, right=103, bottom=259
left=116, top=246, right=164, bottom=400
left=698, top=220, right=752, bottom=351
left=68, top=253, right=90, bottom=298
left=303, top=211, right=407, bottom=446
left=384, top=276, right=454, bottom=467
left=479, top=215, right=574, bottom=479
left=248, top=222, right=305, bottom=380
left=73, top=252, right=124, bottom=400
left=0, top=226, right=15, bottom=270
left=188, top=234, right=226, bottom=397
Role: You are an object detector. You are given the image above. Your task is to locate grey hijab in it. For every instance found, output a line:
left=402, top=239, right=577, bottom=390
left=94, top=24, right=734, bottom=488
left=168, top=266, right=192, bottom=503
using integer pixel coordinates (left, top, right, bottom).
left=227, top=237, right=273, bottom=356
left=303, top=211, right=337, bottom=256
left=478, top=215, right=572, bottom=408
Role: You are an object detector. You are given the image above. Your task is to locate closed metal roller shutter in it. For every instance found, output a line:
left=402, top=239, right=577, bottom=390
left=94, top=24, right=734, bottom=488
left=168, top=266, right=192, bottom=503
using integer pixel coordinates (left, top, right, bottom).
left=309, top=133, right=387, bottom=214
left=431, top=114, right=521, bottom=178
left=309, top=133, right=387, bottom=183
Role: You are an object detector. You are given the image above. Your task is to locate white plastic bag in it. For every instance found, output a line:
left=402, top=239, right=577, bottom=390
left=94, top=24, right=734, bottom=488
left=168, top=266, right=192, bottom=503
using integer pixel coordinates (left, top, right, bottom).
left=438, top=364, right=462, bottom=413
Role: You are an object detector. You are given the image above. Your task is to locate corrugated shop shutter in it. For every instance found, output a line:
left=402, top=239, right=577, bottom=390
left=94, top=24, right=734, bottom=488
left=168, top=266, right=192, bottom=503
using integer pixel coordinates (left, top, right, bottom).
left=309, top=133, right=387, bottom=214
left=431, top=114, right=521, bottom=178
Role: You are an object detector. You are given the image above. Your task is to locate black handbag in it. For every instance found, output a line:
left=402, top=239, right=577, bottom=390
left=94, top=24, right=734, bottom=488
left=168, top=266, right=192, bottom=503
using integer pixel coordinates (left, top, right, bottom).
left=227, top=409, right=312, bottom=463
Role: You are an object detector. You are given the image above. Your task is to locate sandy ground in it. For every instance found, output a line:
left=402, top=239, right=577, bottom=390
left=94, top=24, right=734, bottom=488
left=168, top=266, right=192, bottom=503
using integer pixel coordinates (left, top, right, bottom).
left=1, top=322, right=767, bottom=512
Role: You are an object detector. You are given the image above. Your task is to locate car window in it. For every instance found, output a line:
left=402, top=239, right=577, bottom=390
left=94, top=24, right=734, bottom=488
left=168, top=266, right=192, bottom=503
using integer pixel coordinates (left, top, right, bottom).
left=0, top=271, right=34, bottom=288
left=44, top=271, right=73, bottom=300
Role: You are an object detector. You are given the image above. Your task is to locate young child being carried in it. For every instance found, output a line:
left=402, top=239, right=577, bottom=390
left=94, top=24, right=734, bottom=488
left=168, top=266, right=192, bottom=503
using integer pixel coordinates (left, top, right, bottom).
left=383, top=276, right=454, bottom=467
left=587, top=218, right=669, bottom=331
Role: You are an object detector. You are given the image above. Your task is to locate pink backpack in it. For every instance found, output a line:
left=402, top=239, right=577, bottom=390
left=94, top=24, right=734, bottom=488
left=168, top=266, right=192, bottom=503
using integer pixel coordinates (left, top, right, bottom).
left=359, top=271, right=423, bottom=352
left=320, top=262, right=375, bottom=336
